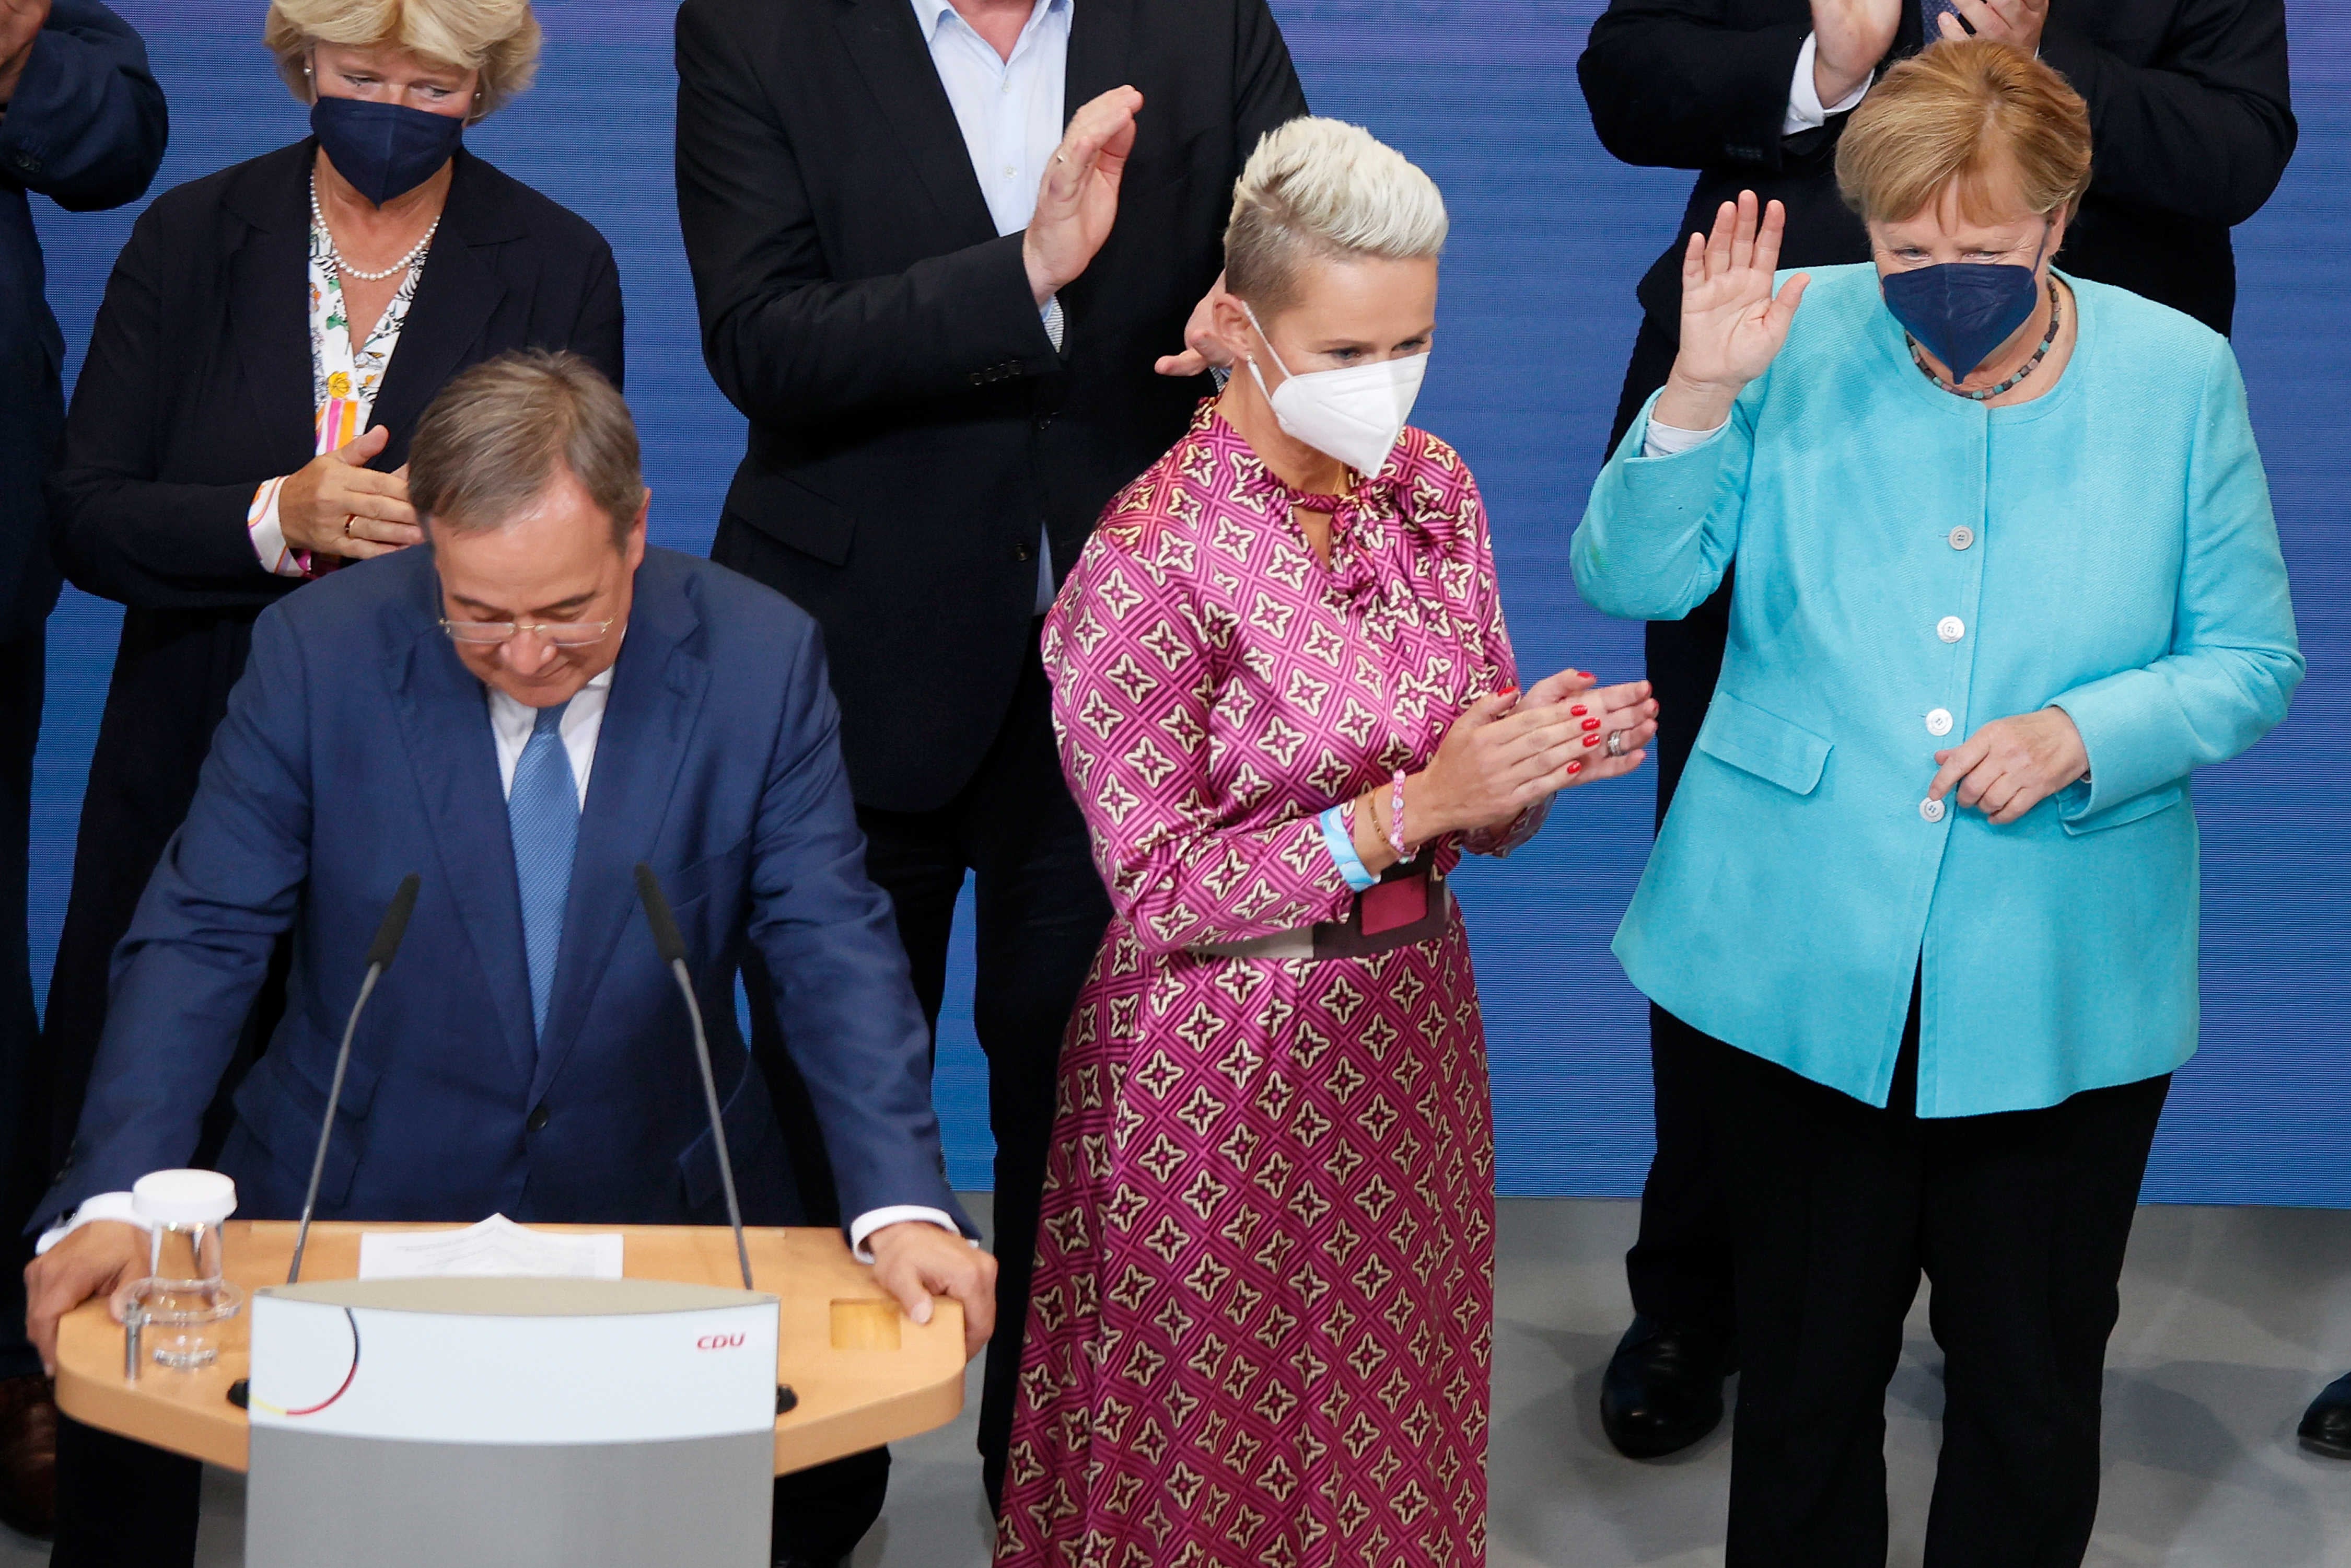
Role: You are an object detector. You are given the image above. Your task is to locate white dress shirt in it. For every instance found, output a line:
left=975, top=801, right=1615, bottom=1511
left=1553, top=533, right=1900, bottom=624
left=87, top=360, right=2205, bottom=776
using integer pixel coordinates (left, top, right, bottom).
left=43, top=663, right=958, bottom=1262
left=912, top=0, right=1071, bottom=612
left=1784, top=33, right=1873, bottom=135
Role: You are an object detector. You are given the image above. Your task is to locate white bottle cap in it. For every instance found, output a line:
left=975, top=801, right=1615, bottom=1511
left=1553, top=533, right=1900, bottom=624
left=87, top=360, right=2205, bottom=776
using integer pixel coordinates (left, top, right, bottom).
left=131, top=1170, right=237, bottom=1227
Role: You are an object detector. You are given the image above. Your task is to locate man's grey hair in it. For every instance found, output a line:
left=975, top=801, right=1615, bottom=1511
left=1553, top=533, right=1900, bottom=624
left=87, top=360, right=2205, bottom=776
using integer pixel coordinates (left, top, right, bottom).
left=1224, top=117, right=1449, bottom=317
left=408, top=350, right=645, bottom=546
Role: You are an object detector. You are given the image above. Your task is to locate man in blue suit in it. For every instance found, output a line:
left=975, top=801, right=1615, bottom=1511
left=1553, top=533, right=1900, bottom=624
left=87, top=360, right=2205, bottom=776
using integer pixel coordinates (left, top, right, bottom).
left=0, top=0, right=163, bottom=1535
left=22, top=352, right=990, bottom=1568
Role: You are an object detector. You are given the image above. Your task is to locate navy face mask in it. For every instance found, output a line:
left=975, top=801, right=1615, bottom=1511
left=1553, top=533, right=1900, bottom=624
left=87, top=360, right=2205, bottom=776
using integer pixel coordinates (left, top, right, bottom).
left=311, top=95, right=466, bottom=206
left=1879, top=230, right=2049, bottom=378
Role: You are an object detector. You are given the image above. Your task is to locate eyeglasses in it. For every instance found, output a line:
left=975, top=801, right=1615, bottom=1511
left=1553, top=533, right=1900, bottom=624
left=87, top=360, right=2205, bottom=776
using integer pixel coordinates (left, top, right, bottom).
left=439, top=617, right=616, bottom=648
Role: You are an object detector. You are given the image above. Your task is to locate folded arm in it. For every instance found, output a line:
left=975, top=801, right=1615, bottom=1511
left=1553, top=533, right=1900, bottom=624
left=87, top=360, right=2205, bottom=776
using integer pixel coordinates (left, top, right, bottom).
left=2050, top=345, right=2302, bottom=821
left=49, top=210, right=301, bottom=611
left=0, top=0, right=167, bottom=213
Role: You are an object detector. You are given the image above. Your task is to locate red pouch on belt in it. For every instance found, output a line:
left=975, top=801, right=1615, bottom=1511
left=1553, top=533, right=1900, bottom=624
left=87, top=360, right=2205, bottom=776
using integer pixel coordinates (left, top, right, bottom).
left=1360, top=871, right=1429, bottom=936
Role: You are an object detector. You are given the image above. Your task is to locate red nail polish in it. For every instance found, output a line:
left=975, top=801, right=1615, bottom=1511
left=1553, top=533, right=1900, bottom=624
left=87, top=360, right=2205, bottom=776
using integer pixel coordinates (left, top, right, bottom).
left=1582, top=735, right=1600, bottom=748
left=1570, top=705, right=1589, bottom=716
left=1581, top=719, right=1601, bottom=732
left=1567, top=761, right=1583, bottom=775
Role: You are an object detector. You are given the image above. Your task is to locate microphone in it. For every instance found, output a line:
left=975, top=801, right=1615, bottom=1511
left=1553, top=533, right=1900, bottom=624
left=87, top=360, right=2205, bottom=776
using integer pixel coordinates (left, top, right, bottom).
left=635, top=863, right=753, bottom=1291
left=288, top=874, right=421, bottom=1285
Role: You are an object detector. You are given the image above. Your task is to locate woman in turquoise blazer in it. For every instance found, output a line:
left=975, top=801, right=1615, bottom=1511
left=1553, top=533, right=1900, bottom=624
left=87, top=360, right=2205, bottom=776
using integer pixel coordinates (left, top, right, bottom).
left=1572, top=41, right=2300, bottom=1568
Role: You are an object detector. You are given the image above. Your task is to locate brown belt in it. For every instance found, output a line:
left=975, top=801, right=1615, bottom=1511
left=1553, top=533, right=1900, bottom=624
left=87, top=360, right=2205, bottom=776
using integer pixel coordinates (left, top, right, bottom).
left=1186, top=869, right=1451, bottom=962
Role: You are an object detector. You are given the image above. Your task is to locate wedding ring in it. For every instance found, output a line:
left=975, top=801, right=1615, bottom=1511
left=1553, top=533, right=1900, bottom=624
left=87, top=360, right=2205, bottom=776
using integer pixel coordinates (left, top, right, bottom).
left=1606, top=728, right=1626, bottom=758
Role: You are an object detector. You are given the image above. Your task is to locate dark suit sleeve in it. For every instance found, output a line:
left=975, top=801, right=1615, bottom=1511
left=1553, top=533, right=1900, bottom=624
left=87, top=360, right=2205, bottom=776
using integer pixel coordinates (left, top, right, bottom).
left=673, top=0, right=1058, bottom=429
left=36, top=605, right=312, bottom=1226
left=1232, top=0, right=1309, bottom=153
left=2039, top=0, right=2295, bottom=228
left=46, top=207, right=289, bottom=612
left=744, top=621, right=963, bottom=1230
left=0, top=0, right=167, bottom=214
left=571, top=241, right=626, bottom=393
left=1578, top=0, right=1811, bottom=175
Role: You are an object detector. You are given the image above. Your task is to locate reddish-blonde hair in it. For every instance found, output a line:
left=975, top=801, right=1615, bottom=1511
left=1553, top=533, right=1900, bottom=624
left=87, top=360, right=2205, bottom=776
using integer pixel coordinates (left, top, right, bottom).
left=1836, top=39, right=2092, bottom=225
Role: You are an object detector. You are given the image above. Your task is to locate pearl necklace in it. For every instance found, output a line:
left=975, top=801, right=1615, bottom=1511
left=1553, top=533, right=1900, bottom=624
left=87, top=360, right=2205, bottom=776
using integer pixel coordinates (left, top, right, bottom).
left=1908, top=280, right=2063, bottom=403
left=309, top=176, right=439, bottom=282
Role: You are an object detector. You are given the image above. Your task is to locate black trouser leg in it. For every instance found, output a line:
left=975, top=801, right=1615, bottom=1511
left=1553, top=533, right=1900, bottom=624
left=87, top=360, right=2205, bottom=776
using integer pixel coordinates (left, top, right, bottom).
left=956, top=634, right=1110, bottom=1512
left=52, top=1416, right=200, bottom=1568
left=1712, top=1021, right=1925, bottom=1568
left=1609, top=313, right=1742, bottom=1341
left=0, top=632, right=41, bottom=1381
left=1919, top=1074, right=2168, bottom=1567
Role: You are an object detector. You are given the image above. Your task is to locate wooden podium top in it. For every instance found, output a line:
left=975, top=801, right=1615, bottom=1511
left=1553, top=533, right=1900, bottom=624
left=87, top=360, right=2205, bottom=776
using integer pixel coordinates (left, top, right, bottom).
left=53, top=1221, right=967, bottom=1476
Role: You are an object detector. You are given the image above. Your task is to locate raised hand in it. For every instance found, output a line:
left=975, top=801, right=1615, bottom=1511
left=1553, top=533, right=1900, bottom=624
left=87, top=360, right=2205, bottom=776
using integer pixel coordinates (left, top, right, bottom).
left=1654, top=192, right=1809, bottom=433
left=1938, top=0, right=2049, bottom=52
left=1810, top=0, right=1900, bottom=106
left=1023, top=86, right=1143, bottom=306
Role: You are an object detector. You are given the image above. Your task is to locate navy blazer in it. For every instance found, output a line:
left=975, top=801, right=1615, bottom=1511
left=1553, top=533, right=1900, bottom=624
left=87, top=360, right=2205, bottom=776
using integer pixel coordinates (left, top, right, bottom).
left=39, top=547, right=964, bottom=1234
left=0, top=0, right=164, bottom=634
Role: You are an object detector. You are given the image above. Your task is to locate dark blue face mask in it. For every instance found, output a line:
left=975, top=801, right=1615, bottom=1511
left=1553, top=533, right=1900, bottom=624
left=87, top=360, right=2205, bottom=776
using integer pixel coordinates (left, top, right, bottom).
left=1879, top=230, right=2049, bottom=378
left=311, top=94, right=466, bottom=206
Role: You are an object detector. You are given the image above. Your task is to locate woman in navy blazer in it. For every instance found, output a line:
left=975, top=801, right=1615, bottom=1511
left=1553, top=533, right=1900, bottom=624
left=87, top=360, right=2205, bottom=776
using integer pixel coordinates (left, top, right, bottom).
left=1573, top=43, right=2299, bottom=1566
left=40, top=0, right=621, bottom=1206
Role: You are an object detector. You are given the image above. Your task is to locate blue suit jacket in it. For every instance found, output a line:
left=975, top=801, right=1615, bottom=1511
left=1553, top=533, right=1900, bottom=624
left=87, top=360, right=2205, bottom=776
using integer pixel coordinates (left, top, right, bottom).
left=0, top=0, right=165, bottom=633
left=1573, top=269, right=2302, bottom=1117
left=40, top=547, right=964, bottom=1234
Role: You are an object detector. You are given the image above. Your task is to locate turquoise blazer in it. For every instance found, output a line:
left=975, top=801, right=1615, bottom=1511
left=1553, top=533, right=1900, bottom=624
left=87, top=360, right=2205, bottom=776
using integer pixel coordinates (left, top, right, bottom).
left=1572, top=266, right=2302, bottom=1118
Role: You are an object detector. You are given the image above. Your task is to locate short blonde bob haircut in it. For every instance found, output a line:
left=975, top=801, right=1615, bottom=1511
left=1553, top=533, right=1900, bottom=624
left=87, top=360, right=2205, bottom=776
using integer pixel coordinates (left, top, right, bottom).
left=265, top=0, right=542, bottom=121
left=1836, top=39, right=2091, bottom=226
left=1225, top=117, right=1448, bottom=316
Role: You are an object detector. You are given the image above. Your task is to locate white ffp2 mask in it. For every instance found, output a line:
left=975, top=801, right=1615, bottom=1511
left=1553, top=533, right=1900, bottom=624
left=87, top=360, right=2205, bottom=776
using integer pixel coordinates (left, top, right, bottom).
left=1242, top=301, right=1428, bottom=479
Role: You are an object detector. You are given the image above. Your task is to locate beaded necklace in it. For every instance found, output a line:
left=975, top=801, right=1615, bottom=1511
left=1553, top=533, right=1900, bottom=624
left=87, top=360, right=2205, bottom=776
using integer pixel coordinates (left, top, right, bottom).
left=308, top=173, right=440, bottom=282
left=1909, top=280, right=2063, bottom=403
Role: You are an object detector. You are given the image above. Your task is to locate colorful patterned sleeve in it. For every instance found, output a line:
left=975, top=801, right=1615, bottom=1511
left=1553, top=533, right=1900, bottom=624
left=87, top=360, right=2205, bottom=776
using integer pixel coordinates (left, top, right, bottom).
left=1417, top=451, right=1545, bottom=859
left=1042, top=513, right=1357, bottom=955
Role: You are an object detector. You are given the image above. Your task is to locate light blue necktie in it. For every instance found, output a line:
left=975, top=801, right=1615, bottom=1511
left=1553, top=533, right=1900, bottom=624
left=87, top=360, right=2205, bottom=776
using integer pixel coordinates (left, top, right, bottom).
left=508, top=701, right=578, bottom=1042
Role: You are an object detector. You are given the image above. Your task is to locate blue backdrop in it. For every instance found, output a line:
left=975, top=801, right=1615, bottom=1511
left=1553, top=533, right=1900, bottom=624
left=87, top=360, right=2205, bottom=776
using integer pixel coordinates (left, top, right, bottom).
left=27, top=0, right=2349, bottom=1203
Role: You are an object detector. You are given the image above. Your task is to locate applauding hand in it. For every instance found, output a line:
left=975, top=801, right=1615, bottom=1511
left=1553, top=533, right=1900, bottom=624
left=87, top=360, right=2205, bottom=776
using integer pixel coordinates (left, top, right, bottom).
left=1810, top=0, right=1900, bottom=106
left=1937, top=0, right=2048, bottom=51
left=0, top=0, right=51, bottom=106
left=1023, top=86, right=1143, bottom=306
left=1654, top=192, right=1809, bottom=434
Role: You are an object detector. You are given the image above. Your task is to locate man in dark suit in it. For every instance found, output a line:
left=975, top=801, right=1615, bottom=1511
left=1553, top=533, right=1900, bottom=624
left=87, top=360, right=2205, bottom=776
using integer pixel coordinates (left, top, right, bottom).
left=21, top=353, right=992, bottom=1568
left=673, top=0, right=1307, bottom=1513
left=0, top=0, right=162, bottom=1535
left=1576, top=0, right=2295, bottom=1460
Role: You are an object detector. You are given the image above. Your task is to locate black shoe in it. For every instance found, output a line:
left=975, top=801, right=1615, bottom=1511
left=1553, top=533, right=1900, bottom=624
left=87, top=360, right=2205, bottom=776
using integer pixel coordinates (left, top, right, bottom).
left=1600, top=1314, right=1735, bottom=1459
left=2299, top=1372, right=2351, bottom=1459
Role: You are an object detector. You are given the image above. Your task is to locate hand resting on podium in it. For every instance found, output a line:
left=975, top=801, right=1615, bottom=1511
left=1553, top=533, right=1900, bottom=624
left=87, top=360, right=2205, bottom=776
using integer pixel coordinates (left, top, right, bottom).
left=868, top=1221, right=997, bottom=1362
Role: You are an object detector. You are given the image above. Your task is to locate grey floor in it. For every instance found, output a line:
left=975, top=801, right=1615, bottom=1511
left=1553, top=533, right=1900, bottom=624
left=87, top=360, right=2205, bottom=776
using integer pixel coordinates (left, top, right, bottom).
left=4, top=1197, right=2347, bottom=1565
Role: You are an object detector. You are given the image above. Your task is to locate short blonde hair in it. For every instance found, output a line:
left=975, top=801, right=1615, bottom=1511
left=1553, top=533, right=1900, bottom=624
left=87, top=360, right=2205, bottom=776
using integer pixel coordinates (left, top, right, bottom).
left=266, top=0, right=541, bottom=121
left=1224, top=117, right=1449, bottom=315
left=1836, top=39, right=2091, bottom=226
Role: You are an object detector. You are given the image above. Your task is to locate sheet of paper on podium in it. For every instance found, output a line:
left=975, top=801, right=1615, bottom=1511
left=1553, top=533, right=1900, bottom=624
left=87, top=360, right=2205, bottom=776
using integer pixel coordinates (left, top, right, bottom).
left=356, top=1214, right=623, bottom=1280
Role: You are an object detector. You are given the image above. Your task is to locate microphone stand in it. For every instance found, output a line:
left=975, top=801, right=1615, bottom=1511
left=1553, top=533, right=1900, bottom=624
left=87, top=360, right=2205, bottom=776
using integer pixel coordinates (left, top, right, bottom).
left=289, top=874, right=421, bottom=1285
left=636, top=863, right=754, bottom=1292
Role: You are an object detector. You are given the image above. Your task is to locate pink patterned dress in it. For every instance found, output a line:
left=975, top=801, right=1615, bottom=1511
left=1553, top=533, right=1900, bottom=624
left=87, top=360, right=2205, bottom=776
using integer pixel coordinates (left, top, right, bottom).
left=997, top=403, right=1531, bottom=1568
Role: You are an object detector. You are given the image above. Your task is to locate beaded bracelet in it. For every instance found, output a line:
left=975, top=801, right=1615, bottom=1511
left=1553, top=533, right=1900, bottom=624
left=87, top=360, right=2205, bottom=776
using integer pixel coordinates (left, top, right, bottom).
left=1388, top=769, right=1414, bottom=864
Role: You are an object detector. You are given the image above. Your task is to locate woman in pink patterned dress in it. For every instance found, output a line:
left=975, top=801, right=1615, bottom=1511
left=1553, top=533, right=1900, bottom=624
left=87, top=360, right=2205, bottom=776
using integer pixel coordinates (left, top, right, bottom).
left=996, top=119, right=1658, bottom=1567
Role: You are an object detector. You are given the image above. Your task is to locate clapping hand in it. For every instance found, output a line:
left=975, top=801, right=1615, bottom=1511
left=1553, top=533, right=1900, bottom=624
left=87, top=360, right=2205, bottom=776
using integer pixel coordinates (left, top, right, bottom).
left=1523, top=669, right=1657, bottom=790
left=1810, top=0, right=1900, bottom=107
left=1155, top=270, right=1232, bottom=378
left=0, top=0, right=52, bottom=105
left=1655, top=192, right=1809, bottom=433
left=1937, top=0, right=2048, bottom=51
left=1023, top=86, right=1143, bottom=306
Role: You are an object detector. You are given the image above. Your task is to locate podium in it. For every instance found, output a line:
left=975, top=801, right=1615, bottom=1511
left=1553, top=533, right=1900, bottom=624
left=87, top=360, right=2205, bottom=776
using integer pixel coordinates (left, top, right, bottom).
left=53, top=1221, right=969, bottom=1566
